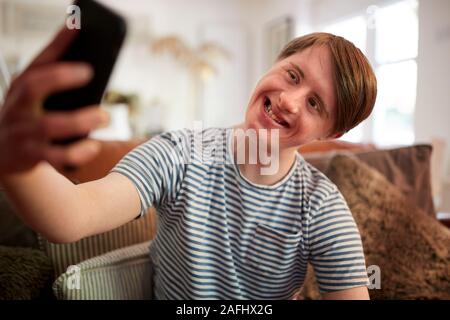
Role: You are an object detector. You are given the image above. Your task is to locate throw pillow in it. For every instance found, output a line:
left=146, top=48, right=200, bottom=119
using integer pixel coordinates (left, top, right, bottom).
left=0, top=245, right=53, bottom=299
left=300, top=155, right=450, bottom=299
left=303, top=144, right=436, bottom=217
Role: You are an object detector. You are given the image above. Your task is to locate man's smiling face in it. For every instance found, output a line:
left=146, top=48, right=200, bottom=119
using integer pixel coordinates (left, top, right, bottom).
left=244, top=45, right=339, bottom=150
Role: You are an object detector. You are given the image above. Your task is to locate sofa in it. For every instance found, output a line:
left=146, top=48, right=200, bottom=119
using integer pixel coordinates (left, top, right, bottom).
left=1, top=138, right=449, bottom=300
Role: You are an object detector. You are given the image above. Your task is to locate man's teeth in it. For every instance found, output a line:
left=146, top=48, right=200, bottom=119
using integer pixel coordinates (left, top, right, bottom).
left=264, top=99, right=287, bottom=126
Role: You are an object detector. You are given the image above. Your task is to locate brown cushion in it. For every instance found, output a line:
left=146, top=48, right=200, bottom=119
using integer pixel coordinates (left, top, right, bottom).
left=299, top=155, right=450, bottom=300
left=303, top=145, right=436, bottom=217
left=59, top=139, right=146, bottom=184
left=299, top=140, right=375, bottom=154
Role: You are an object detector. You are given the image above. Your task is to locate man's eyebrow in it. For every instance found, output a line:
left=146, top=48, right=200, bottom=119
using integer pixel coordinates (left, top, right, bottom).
left=289, top=62, right=330, bottom=119
left=289, top=62, right=305, bottom=80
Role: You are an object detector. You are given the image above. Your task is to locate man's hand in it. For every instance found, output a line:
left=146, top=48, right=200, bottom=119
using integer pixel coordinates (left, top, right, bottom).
left=0, top=27, right=109, bottom=176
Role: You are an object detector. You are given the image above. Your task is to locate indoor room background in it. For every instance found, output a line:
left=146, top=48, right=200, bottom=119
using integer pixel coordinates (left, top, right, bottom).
left=0, top=0, right=449, bottom=211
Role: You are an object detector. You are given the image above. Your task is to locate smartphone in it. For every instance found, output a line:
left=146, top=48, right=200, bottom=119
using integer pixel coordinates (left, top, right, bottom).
left=43, top=0, right=127, bottom=145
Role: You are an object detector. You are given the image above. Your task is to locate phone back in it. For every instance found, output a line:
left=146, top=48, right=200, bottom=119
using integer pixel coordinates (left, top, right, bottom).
left=43, top=0, right=126, bottom=111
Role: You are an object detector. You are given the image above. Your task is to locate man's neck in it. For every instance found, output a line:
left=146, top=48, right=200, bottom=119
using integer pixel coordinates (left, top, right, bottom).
left=230, top=125, right=297, bottom=186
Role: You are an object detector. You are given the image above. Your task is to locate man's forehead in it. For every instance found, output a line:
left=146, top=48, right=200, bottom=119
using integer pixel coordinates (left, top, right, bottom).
left=285, top=46, right=332, bottom=70
left=288, top=47, right=335, bottom=96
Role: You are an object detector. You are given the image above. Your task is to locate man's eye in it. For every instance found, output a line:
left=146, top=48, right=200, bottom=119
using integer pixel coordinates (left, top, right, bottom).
left=288, top=70, right=299, bottom=84
left=308, top=98, right=318, bottom=109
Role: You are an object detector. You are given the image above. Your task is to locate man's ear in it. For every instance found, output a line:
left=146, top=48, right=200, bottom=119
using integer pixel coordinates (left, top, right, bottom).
left=317, top=133, right=344, bottom=141
left=320, top=132, right=343, bottom=141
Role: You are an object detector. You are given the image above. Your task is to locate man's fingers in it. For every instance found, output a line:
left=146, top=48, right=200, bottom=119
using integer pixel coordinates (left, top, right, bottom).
left=38, top=106, right=109, bottom=140
left=14, top=62, right=93, bottom=108
left=0, top=107, right=106, bottom=171
left=28, top=27, right=78, bottom=69
left=7, top=27, right=80, bottom=100
left=43, top=139, right=102, bottom=169
left=0, top=122, right=46, bottom=170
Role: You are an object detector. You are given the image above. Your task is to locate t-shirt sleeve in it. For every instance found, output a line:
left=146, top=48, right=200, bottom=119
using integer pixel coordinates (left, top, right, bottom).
left=307, top=186, right=370, bottom=293
left=110, top=130, right=189, bottom=217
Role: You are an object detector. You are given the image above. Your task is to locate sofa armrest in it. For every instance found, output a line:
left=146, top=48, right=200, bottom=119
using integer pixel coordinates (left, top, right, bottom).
left=53, top=240, right=153, bottom=300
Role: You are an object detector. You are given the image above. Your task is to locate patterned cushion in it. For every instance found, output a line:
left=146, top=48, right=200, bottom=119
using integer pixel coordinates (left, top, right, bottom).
left=39, top=209, right=157, bottom=277
left=53, top=241, right=153, bottom=300
left=299, top=155, right=450, bottom=299
left=304, top=144, right=436, bottom=217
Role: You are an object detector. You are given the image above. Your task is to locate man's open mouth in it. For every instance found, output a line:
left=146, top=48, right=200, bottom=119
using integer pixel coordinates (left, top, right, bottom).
left=263, top=96, right=289, bottom=128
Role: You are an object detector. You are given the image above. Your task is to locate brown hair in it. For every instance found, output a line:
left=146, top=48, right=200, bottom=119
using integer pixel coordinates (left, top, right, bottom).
left=277, top=32, right=377, bottom=136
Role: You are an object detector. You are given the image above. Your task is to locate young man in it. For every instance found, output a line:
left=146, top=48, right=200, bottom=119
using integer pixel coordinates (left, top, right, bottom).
left=0, top=29, right=376, bottom=299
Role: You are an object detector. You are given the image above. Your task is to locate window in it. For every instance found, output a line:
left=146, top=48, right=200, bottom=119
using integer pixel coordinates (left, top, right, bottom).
left=373, top=0, right=418, bottom=146
left=323, top=16, right=367, bottom=143
left=319, top=0, right=419, bottom=146
left=374, top=60, right=417, bottom=145
left=323, top=16, right=367, bottom=54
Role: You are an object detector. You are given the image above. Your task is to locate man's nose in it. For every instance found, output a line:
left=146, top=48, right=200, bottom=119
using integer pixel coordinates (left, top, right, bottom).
left=278, top=91, right=301, bottom=114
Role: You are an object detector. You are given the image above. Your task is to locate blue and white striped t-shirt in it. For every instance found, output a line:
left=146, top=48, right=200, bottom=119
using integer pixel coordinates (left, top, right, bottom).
left=111, top=127, right=369, bottom=299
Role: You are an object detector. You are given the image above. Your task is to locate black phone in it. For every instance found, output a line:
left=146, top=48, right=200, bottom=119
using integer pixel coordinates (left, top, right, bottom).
left=43, top=0, right=127, bottom=145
